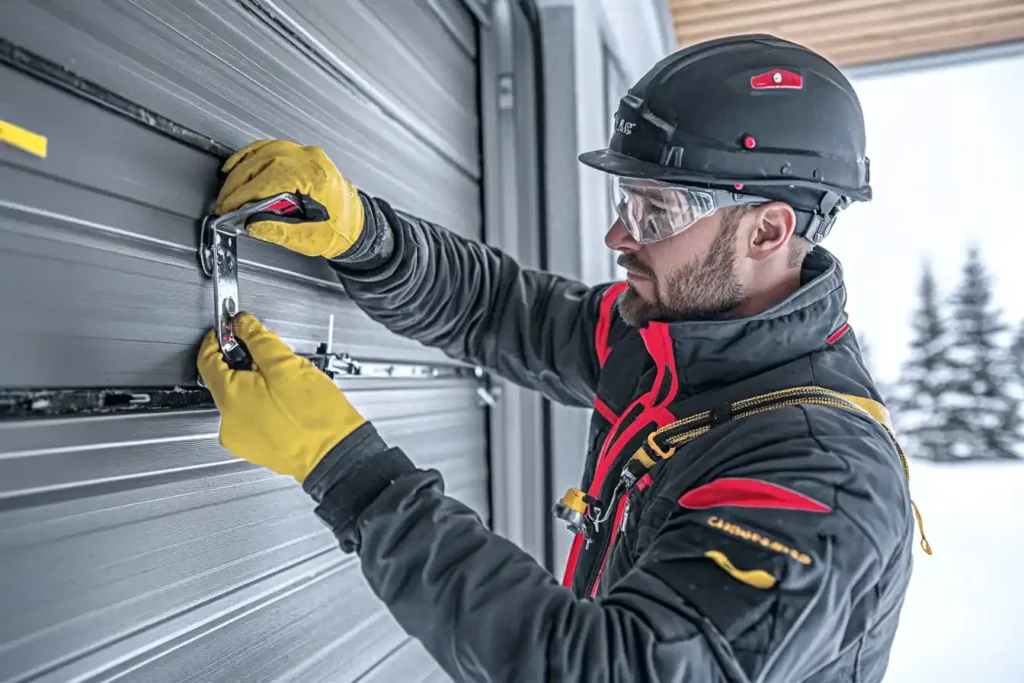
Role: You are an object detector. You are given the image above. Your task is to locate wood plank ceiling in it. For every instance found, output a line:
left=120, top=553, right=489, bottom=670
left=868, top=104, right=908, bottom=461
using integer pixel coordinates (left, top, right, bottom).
left=670, top=0, right=1024, bottom=68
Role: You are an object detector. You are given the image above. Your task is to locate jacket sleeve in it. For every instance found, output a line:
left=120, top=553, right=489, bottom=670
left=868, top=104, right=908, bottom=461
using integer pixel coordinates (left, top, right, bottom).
left=328, top=192, right=613, bottom=408
left=305, top=422, right=912, bottom=683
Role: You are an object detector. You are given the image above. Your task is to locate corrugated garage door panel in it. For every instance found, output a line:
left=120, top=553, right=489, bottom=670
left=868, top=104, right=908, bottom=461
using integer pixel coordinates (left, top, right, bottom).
left=0, top=403, right=486, bottom=682
left=0, top=0, right=480, bottom=236
left=0, top=386, right=489, bottom=510
left=0, top=61, right=457, bottom=389
left=0, top=1, right=489, bottom=681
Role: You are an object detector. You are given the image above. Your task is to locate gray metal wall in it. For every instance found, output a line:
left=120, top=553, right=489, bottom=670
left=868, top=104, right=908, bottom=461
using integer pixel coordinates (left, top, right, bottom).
left=478, top=0, right=551, bottom=566
left=0, top=1, right=496, bottom=681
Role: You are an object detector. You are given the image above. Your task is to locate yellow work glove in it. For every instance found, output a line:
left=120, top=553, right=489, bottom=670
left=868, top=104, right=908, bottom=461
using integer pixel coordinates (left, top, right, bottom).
left=215, top=140, right=365, bottom=259
left=197, top=312, right=366, bottom=483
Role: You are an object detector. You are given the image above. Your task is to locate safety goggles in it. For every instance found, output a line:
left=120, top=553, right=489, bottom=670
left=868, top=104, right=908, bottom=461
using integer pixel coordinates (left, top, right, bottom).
left=614, top=177, right=768, bottom=244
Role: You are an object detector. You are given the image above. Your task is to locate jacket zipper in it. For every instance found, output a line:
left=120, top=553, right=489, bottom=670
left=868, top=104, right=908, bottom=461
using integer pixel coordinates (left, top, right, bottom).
left=578, top=443, right=635, bottom=595
left=656, top=387, right=911, bottom=483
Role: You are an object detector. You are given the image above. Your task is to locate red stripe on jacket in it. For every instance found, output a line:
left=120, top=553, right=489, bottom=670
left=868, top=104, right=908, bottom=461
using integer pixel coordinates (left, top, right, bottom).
left=595, top=282, right=628, bottom=368
left=678, top=478, right=832, bottom=513
left=564, top=320, right=680, bottom=594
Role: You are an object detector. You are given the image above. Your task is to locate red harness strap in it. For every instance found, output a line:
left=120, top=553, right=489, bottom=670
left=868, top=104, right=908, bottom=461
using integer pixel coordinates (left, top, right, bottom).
left=595, top=282, right=628, bottom=369
left=562, top=320, right=680, bottom=594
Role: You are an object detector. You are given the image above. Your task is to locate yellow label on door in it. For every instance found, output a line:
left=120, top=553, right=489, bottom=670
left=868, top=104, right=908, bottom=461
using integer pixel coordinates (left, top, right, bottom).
left=0, top=119, right=47, bottom=158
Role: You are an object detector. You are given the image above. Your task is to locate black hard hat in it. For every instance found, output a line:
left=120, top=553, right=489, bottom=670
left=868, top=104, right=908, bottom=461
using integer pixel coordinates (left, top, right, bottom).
left=579, top=34, right=871, bottom=243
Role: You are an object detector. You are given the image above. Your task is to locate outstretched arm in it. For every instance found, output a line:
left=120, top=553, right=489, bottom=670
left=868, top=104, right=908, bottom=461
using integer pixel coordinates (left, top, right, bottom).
left=214, top=139, right=616, bottom=408
left=333, top=193, right=613, bottom=407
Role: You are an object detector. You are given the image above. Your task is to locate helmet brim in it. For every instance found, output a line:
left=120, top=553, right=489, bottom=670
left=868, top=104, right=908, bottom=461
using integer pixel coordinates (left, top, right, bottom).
left=578, top=148, right=871, bottom=203
left=578, top=148, right=668, bottom=179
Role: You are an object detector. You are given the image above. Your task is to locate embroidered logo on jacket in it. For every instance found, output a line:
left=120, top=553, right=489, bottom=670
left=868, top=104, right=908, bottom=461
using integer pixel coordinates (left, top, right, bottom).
left=706, top=515, right=813, bottom=565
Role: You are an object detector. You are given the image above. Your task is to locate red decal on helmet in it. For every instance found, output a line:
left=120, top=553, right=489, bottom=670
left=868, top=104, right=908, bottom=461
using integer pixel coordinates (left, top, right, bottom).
left=751, top=69, right=803, bottom=90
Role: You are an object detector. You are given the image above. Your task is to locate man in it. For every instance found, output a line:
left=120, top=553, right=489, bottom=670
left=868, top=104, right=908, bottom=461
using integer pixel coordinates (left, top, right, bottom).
left=198, top=35, right=926, bottom=682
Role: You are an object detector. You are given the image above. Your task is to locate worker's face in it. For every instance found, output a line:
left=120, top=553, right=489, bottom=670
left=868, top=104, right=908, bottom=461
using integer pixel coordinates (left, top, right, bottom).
left=605, top=207, right=747, bottom=326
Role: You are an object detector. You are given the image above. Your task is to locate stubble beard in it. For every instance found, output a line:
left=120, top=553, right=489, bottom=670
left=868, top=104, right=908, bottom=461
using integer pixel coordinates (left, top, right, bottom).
left=617, top=215, right=746, bottom=327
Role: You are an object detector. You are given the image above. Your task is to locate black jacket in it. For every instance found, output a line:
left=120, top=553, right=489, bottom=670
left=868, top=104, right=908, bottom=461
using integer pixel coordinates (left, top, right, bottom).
left=301, top=194, right=918, bottom=683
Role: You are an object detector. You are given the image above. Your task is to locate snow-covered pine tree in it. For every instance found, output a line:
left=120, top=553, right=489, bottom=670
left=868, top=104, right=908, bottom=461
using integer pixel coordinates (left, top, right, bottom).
left=890, top=259, right=954, bottom=461
left=943, top=245, right=1020, bottom=460
left=1010, top=321, right=1024, bottom=385
left=1005, top=320, right=1024, bottom=456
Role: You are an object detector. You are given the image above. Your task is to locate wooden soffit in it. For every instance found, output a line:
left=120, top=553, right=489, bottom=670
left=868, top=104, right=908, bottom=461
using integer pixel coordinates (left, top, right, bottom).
left=670, top=0, right=1024, bottom=69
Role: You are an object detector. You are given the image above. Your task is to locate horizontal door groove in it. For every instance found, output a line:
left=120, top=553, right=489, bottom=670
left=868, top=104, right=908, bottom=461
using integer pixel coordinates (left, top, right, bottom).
left=241, top=0, right=479, bottom=180
left=0, top=36, right=232, bottom=159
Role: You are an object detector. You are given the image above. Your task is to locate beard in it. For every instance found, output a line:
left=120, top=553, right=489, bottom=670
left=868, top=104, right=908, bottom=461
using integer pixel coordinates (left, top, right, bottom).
left=617, top=211, right=746, bottom=327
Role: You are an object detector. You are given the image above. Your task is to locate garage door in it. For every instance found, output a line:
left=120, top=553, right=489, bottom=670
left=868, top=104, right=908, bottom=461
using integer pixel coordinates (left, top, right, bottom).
left=0, top=2, right=488, bottom=681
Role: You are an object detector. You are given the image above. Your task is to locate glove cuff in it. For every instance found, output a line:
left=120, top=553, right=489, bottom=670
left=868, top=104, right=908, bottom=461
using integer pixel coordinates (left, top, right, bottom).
left=332, top=192, right=395, bottom=270
left=304, top=422, right=417, bottom=549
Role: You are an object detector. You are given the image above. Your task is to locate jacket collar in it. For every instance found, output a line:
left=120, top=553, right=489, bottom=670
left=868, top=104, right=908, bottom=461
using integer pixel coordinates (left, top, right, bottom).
left=658, top=247, right=849, bottom=392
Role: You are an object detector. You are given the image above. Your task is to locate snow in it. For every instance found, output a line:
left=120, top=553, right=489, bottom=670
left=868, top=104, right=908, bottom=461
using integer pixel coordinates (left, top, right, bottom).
left=882, top=460, right=1024, bottom=682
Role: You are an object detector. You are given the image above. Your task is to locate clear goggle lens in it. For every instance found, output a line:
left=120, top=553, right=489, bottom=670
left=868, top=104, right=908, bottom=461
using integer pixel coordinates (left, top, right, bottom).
left=614, top=178, right=766, bottom=244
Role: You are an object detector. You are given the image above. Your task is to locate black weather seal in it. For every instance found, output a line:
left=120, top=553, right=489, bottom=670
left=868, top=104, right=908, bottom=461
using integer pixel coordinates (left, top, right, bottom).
left=0, top=36, right=233, bottom=159
left=0, top=361, right=495, bottom=420
left=0, top=386, right=214, bottom=419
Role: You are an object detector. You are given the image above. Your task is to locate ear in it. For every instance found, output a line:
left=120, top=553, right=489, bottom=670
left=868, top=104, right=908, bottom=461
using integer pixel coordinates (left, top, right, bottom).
left=745, top=202, right=796, bottom=261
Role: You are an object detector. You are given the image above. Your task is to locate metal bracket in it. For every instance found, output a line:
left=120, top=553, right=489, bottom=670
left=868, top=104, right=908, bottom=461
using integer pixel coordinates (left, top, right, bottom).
left=474, top=366, right=501, bottom=407
left=198, top=192, right=303, bottom=368
left=195, top=200, right=503, bottom=408
left=307, top=317, right=500, bottom=406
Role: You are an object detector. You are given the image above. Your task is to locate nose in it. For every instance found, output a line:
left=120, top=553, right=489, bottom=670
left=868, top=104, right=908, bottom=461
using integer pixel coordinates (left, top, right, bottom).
left=605, top=218, right=639, bottom=252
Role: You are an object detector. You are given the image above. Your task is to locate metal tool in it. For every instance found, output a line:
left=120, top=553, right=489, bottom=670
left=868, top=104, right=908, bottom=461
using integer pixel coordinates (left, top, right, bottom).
left=306, top=314, right=361, bottom=379
left=195, top=199, right=504, bottom=407
left=198, top=193, right=303, bottom=368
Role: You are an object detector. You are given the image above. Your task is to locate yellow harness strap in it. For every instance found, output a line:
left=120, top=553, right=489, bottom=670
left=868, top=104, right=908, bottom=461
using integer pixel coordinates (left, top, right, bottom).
left=562, top=387, right=932, bottom=557
left=638, top=387, right=932, bottom=556
left=837, top=393, right=931, bottom=555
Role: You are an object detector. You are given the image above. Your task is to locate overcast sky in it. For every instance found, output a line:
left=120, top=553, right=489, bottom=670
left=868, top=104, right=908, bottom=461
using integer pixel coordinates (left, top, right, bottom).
left=826, top=52, right=1024, bottom=384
